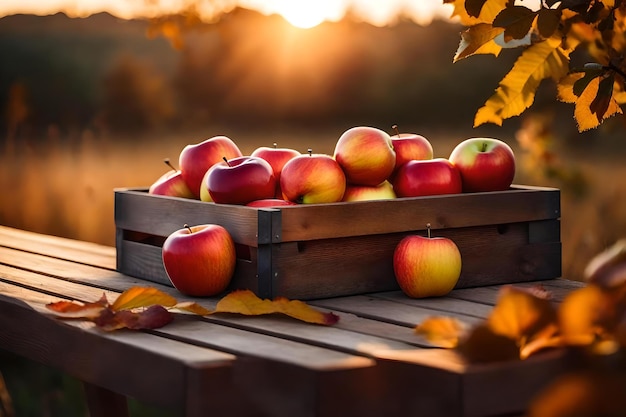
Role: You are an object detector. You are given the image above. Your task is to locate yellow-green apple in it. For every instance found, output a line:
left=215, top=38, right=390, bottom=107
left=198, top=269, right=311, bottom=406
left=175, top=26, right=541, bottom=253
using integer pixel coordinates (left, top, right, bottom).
left=333, top=126, right=396, bottom=186
left=148, top=158, right=195, bottom=199
left=342, top=180, right=396, bottom=202
left=246, top=198, right=298, bottom=208
left=206, top=156, right=276, bottom=205
left=449, top=137, right=516, bottom=192
left=393, top=226, right=462, bottom=298
left=162, top=224, right=236, bottom=297
left=199, top=169, right=213, bottom=202
left=393, top=158, right=462, bottom=197
left=179, top=136, right=243, bottom=198
left=390, top=125, right=434, bottom=179
left=251, top=143, right=301, bottom=197
left=280, top=151, right=346, bottom=204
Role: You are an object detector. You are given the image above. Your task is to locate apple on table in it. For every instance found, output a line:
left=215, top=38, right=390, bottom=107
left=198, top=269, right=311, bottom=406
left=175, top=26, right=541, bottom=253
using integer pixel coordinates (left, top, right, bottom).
left=334, top=126, right=396, bottom=186
left=393, top=224, right=462, bottom=298
left=162, top=224, right=236, bottom=297
left=449, top=137, right=516, bottom=192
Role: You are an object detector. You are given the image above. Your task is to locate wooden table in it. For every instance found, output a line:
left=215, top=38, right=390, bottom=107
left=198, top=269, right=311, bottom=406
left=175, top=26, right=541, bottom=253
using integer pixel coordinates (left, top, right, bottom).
left=0, top=225, right=583, bottom=417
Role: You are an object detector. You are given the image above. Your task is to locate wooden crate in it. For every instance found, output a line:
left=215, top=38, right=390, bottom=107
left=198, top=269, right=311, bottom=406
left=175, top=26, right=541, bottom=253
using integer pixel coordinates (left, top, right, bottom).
left=114, top=185, right=561, bottom=300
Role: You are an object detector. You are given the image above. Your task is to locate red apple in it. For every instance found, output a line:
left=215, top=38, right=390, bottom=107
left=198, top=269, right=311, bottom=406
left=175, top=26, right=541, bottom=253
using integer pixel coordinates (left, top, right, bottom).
left=206, top=156, right=276, bottom=205
left=390, top=125, right=434, bottom=179
left=393, top=226, right=462, bottom=298
left=449, top=137, right=516, bottom=192
left=251, top=143, right=301, bottom=197
left=333, top=126, right=396, bottom=186
left=280, top=151, right=346, bottom=204
left=199, top=169, right=214, bottom=202
left=162, top=224, right=236, bottom=297
left=342, top=181, right=396, bottom=202
left=179, top=136, right=243, bottom=198
left=246, top=198, right=298, bottom=208
left=393, top=158, right=462, bottom=197
left=148, top=159, right=195, bottom=199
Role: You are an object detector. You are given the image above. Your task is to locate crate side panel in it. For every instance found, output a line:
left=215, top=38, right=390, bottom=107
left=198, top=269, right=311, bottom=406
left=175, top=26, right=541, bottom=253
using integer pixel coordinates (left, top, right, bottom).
left=278, top=187, right=560, bottom=242
left=271, top=223, right=560, bottom=299
left=114, top=190, right=263, bottom=247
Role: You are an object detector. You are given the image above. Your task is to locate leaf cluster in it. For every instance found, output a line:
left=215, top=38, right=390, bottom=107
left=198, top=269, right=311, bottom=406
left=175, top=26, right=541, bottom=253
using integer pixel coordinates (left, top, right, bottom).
left=418, top=239, right=626, bottom=362
left=46, top=288, right=339, bottom=330
left=446, top=0, right=626, bottom=131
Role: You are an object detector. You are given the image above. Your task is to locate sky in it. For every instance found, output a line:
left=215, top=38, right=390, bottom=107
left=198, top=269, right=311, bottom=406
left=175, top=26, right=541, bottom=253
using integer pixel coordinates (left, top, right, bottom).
left=0, top=0, right=454, bottom=28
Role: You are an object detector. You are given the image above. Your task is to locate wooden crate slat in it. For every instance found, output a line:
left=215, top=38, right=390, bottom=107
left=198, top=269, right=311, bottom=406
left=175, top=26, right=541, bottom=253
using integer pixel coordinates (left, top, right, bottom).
left=114, top=189, right=265, bottom=246
left=278, top=185, right=560, bottom=241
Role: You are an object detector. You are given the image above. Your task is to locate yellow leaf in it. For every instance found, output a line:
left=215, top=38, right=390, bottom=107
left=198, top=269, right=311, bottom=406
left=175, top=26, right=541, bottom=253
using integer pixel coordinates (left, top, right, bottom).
left=487, top=286, right=557, bottom=342
left=111, top=286, right=178, bottom=311
left=415, top=316, right=466, bottom=348
left=474, top=35, right=571, bottom=127
left=445, top=0, right=507, bottom=26
left=573, top=76, right=623, bottom=132
left=558, top=285, right=615, bottom=345
left=454, top=24, right=504, bottom=62
left=211, top=290, right=339, bottom=325
left=173, top=301, right=213, bottom=316
left=557, top=72, right=585, bottom=103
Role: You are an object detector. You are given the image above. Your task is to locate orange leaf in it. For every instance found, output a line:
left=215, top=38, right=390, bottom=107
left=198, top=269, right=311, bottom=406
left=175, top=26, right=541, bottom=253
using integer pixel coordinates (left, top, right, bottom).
left=487, top=285, right=557, bottom=342
left=45, top=293, right=109, bottom=319
left=558, top=285, right=615, bottom=345
left=457, top=323, right=520, bottom=363
left=111, top=286, right=178, bottom=311
left=173, top=301, right=213, bottom=316
left=211, top=290, right=339, bottom=325
left=415, top=316, right=466, bottom=348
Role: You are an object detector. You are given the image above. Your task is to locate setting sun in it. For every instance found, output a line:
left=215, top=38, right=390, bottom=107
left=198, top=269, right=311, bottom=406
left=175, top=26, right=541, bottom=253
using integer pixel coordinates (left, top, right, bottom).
left=245, top=0, right=345, bottom=29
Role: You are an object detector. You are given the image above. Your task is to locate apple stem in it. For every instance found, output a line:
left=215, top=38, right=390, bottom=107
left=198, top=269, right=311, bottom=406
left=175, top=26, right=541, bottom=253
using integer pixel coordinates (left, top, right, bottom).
left=426, top=223, right=431, bottom=239
left=392, top=124, right=401, bottom=138
left=163, top=158, right=177, bottom=172
left=222, top=156, right=232, bottom=167
left=481, top=142, right=488, bottom=152
left=184, top=224, right=192, bottom=233
left=273, top=142, right=278, bottom=148
left=307, top=148, right=312, bottom=156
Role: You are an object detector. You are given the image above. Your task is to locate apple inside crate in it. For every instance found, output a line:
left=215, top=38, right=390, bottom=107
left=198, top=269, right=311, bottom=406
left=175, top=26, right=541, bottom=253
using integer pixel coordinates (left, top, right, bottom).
left=114, top=185, right=561, bottom=300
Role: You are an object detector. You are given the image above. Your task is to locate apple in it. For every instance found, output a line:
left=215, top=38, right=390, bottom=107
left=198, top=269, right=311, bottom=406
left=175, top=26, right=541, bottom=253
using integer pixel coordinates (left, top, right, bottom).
left=162, top=224, right=236, bottom=297
left=199, top=168, right=214, bottom=202
left=148, top=158, right=195, bottom=199
left=251, top=143, right=301, bottom=197
left=342, top=180, right=396, bottom=202
left=280, top=150, right=346, bottom=204
left=206, top=156, right=276, bottom=205
left=333, top=126, right=396, bottom=186
left=448, top=137, right=516, bottom=192
left=393, top=158, right=462, bottom=197
left=390, top=125, right=434, bottom=179
left=246, top=198, right=298, bottom=208
left=179, top=136, right=243, bottom=199
left=393, top=225, right=462, bottom=298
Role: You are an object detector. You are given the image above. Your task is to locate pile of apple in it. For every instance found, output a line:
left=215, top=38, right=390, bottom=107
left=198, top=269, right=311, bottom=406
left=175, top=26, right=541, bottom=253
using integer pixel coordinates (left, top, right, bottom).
left=149, top=125, right=516, bottom=206
left=153, top=126, right=516, bottom=299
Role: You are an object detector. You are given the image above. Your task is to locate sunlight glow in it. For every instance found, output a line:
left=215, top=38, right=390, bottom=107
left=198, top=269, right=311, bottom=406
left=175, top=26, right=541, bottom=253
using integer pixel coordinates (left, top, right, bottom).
left=0, top=0, right=454, bottom=27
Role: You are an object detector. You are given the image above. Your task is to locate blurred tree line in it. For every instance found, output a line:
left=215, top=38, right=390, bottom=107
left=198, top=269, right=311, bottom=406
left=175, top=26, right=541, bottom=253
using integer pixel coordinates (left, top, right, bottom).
left=0, top=8, right=538, bottom=143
